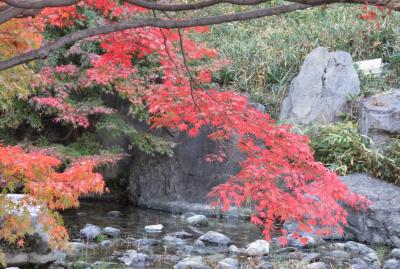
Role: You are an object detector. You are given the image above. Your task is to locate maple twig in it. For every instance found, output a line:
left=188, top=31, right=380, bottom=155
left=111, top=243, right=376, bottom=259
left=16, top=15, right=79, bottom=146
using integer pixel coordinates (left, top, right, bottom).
left=152, top=10, right=180, bottom=73
left=160, top=10, right=201, bottom=111
left=177, top=28, right=201, bottom=111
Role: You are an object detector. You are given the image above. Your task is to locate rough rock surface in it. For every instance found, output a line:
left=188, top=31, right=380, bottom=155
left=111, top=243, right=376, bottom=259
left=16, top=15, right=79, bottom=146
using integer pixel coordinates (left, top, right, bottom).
left=198, top=231, right=232, bottom=245
left=360, top=89, right=400, bottom=145
left=79, top=224, right=101, bottom=240
left=280, top=47, right=360, bottom=125
left=340, top=173, right=400, bottom=247
left=245, top=240, right=270, bottom=256
left=173, top=256, right=211, bottom=269
left=128, top=127, right=240, bottom=210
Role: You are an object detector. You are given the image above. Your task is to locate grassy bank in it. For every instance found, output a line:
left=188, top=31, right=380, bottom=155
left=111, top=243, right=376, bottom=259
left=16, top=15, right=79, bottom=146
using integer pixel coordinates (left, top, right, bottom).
left=198, top=4, right=400, bottom=118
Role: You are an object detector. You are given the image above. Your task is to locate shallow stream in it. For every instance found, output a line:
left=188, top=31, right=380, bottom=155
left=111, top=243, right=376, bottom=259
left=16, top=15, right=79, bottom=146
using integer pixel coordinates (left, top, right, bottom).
left=61, top=201, right=262, bottom=268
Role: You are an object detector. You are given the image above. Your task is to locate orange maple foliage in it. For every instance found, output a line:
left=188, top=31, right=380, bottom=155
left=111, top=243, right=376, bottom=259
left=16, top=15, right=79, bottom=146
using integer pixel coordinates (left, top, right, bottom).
left=0, top=145, right=104, bottom=248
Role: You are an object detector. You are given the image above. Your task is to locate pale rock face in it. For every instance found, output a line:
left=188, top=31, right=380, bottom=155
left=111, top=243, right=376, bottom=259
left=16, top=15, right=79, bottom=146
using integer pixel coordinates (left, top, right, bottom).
left=280, top=47, right=360, bottom=125
left=144, top=224, right=164, bottom=233
left=360, top=89, right=400, bottom=146
left=245, top=240, right=270, bottom=256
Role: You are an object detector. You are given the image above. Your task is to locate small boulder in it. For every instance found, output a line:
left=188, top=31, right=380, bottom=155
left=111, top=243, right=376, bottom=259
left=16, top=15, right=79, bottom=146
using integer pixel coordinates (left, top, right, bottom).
left=350, top=258, right=369, bottom=269
left=218, top=258, right=238, bottom=269
left=79, top=224, right=101, bottom=240
left=144, top=224, right=164, bottom=233
left=173, top=256, right=211, bottom=269
left=390, top=248, right=400, bottom=259
left=302, top=253, right=321, bottom=264
left=186, top=215, right=209, bottom=226
left=307, top=262, right=328, bottom=269
left=360, top=89, right=400, bottom=146
left=106, top=211, right=122, bottom=218
left=100, top=240, right=112, bottom=248
left=119, top=250, right=152, bottom=267
left=194, top=239, right=206, bottom=248
left=199, top=231, right=231, bottom=245
left=384, top=259, right=400, bottom=269
left=228, top=245, right=240, bottom=255
left=245, top=240, right=270, bottom=256
left=102, top=227, right=120, bottom=238
left=344, top=241, right=376, bottom=256
left=163, top=235, right=186, bottom=246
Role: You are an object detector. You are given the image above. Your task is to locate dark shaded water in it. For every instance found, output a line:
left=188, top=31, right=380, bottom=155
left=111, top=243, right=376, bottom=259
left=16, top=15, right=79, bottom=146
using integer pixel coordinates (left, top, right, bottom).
left=61, top=201, right=262, bottom=268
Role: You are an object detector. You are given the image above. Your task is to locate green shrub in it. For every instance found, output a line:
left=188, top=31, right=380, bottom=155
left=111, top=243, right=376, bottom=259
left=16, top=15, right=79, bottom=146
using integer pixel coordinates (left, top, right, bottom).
left=308, top=122, right=400, bottom=184
left=97, top=114, right=175, bottom=156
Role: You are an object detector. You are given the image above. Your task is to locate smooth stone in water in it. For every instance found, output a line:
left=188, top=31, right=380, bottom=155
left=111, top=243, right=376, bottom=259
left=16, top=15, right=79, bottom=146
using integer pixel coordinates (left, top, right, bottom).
left=218, top=258, right=238, bottom=269
left=168, top=231, right=193, bottom=239
left=106, top=211, right=122, bottom=218
left=256, top=261, right=273, bottom=269
left=163, top=235, right=186, bottom=246
left=79, top=224, right=101, bottom=240
left=119, top=250, right=152, bottom=267
left=144, top=224, right=164, bottom=233
left=228, top=245, right=240, bottom=255
left=390, top=248, right=400, bottom=259
left=174, top=256, right=211, bottom=269
left=344, top=241, right=375, bottom=256
left=100, top=240, right=112, bottom=247
left=384, top=259, right=400, bottom=269
left=350, top=258, right=369, bottom=269
left=103, top=227, right=120, bottom=238
left=66, top=242, right=87, bottom=257
left=186, top=215, right=209, bottom=226
left=307, top=262, right=328, bottom=269
left=246, top=240, right=270, bottom=256
left=302, top=253, right=321, bottom=264
left=199, top=231, right=231, bottom=245
left=194, top=239, right=206, bottom=248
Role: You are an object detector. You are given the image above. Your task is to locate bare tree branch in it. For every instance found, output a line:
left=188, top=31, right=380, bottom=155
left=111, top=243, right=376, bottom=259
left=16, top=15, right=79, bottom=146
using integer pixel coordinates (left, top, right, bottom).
left=125, top=0, right=268, bottom=11
left=4, top=0, right=78, bottom=9
left=0, top=6, right=25, bottom=24
left=0, top=3, right=311, bottom=71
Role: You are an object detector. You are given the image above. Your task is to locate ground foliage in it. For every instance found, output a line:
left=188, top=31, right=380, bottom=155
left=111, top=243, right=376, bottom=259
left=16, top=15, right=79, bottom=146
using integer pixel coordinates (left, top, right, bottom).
left=309, top=122, right=400, bottom=184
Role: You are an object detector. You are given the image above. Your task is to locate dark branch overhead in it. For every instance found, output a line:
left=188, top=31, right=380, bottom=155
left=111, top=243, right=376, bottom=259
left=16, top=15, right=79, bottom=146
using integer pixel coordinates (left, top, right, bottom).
left=4, top=0, right=79, bottom=9
left=0, top=0, right=399, bottom=71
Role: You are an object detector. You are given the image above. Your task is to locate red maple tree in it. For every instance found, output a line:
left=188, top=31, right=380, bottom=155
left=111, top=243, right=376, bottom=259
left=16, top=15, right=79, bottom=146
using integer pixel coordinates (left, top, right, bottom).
left=0, top=0, right=373, bottom=248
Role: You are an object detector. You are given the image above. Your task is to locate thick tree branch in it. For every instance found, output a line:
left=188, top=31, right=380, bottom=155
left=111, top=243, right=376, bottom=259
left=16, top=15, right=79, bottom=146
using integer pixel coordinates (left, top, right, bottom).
left=0, top=6, right=25, bottom=24
left=125, top=0, right=268, bottom=11
left=4, top=0, right=78, bottom=9
left=0, top=3, right=310, bottom=71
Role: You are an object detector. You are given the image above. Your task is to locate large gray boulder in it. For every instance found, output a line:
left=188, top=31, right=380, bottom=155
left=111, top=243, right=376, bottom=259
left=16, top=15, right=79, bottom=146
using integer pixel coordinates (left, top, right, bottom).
left=128, top=127, right=240, bottom=211
left=340, top=173, right=400, bottom=247
left=280, top=47, right=360, bottom=125
left=360, top=89, right=400, bottom=146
